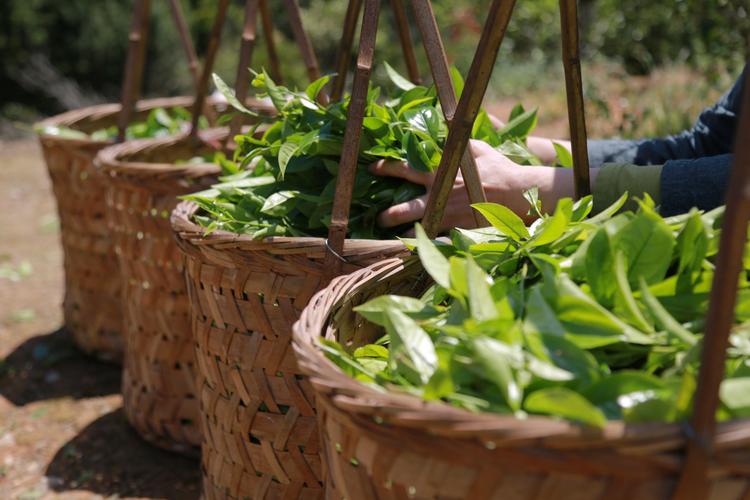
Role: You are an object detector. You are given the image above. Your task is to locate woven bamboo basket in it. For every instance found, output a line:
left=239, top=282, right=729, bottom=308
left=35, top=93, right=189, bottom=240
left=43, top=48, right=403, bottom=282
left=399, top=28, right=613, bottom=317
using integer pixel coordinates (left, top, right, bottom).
left=292, top=257, right=750, bottom=500
left=95, top=126, right=237, bottom=455
left=171, top=201, right=408, bottom=499
left=36, top=96, right=206, bottom=362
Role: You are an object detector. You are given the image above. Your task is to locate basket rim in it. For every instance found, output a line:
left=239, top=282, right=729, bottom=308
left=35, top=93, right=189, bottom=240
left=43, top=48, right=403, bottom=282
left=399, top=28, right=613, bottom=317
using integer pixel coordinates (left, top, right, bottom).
left=291, top=256, right=750, bottom=452
left=170, top=199, right=407, bottom=256
left=34, top=96, right=199, bottom=147
left=34, top=96, right=275, bottom=147
left=93, top=129, right=225, bottom=182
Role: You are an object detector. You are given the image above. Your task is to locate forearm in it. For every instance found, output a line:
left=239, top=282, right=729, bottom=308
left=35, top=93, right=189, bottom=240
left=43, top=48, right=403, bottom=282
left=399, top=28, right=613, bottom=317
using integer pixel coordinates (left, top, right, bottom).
left=484, top=164, right=598, bottom=222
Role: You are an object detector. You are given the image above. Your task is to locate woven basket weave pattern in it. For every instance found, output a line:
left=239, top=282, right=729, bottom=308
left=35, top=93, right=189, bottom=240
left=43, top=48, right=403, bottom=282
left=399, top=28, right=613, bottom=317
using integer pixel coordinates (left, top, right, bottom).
left=293, top=258, right=750, bottom=500
left=36, top=97, right=202, bottom=361
left=172, top=201, right=406, bottom=499
left=97, top=133, right=223, bottom=454
left=40, top=138, right=123, bottom=360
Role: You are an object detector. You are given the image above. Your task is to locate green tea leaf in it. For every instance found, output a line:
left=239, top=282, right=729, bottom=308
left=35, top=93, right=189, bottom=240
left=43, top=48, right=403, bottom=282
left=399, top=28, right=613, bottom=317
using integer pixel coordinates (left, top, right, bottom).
left=553, top=142, right=573, bottom=168
left=720, top=377, right=750, bottom=417
left=277, top=142, right=298, bottom=179
left=384, top=61, right=416, bottom=91
left=466, top=256, right=497, bottom=321
left=305, top=74, right=332, bottom=101
left=213, top=73, right=255, bottom=115
left=472, top=203, right=530, bottom=241
left=498, top=108, right=538, bottom=141
left=470, top=337, right=522, bottom=412
left=415, top=223, right=450, bottom=289
left=614, top=209, right=675, bottom=286
left=449, top=66, right=465, bottom=99
left=354, top=295, right=426, bottom=326
left=524, top=387, right=606, bottom=428
left=384, top=309, right=437, bottom=384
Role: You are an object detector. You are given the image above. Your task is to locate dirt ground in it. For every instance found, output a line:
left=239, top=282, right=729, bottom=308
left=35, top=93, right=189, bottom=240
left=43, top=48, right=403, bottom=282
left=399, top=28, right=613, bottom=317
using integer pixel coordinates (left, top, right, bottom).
left=0, top=140, right=201, bottom=500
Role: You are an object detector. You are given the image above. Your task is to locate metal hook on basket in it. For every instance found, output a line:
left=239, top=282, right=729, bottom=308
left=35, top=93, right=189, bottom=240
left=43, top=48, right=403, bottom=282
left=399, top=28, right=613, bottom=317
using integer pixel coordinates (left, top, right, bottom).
left=325, top=238, right=349, bottom=264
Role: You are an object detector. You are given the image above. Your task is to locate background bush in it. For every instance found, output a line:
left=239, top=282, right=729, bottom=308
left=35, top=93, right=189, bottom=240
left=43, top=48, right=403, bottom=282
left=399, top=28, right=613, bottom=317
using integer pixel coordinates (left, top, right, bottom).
left=1, top=0, right=748, bottom=137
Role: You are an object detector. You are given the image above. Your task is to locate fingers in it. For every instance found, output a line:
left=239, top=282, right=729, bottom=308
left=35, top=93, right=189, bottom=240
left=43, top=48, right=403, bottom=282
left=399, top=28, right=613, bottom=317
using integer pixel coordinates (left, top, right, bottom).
left=469, top=139, right=497, bottom=159
left=377, top=195, right=427, bottom=228
left=488, top=114, right=505, bottom=129
left=369, top=159, right=433, bottom=186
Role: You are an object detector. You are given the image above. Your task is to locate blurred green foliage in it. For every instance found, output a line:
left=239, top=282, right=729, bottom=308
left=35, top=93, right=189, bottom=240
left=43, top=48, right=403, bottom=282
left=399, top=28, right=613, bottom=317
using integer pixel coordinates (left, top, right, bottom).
left=1, top=0, right=747, bottom=134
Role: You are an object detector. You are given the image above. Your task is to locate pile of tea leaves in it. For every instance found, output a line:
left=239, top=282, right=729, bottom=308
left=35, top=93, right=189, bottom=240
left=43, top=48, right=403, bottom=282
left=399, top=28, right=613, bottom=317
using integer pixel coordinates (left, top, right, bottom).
left=37, top=107, right=205, bottom=141
left=181, top=65, right=551, bottom=239
left=322, top=194, right=750, bottom=427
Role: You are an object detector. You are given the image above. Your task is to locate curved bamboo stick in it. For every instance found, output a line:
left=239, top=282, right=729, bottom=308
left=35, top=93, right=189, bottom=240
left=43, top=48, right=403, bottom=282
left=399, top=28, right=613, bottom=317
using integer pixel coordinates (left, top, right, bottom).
left=117, top=0, right=151, bottom=143
left=672, top=69, right=750, bottom=500
left=421, top=0, right=517, bottom=238
left=559, top=0, right=591, bottom=198
left=325, top=0, right=382, bottom=279
left=410, top=0, right=487, bottom=226
left=190, top=0, right=230, bottom=139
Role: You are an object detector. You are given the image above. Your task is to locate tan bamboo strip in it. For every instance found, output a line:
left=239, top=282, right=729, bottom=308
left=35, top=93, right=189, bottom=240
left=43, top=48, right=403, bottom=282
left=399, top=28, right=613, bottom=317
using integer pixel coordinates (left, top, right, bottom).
left=331, top=0, right=363, bottom=102
left=559, top=0, right=591, bottom=198
left=167, top=0, right=218, bottom=124
left=227, top=0, right=260, bottom=144
left=421, top=0, right=517, bottom=238
left=389, top=0, right=421, bottom=84
left=283, top=0, right=328, bottom=104
left=168, top=0, right=200, bottom=84
left=259, top=0, right=283, bottom=84
left=117, top=0, right=151, bottom=143
left=189, top=0, right=230, bottom=139
left=672, top=66, right=750, bottom=500
left=324, top=0, right=381, bottom=279
left=410, top=0, right=487, bottom=226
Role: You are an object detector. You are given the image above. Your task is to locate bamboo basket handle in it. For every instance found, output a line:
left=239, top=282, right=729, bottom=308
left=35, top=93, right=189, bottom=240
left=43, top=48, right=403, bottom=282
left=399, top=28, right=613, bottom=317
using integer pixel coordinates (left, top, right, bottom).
left=390, top=0, right=422, bottom=85
left=168, top=0, right=218, bottom=125
left=258, top=0, right=283, bottom=84
left=226, top=0, right=261, bottom=144
left=421, top=0, right=591, bottom=237
left=168, top=0, right=201, bottom=85
left=331, top=0, right=422, bottom=103
left=410, top=0, right=487, bottom=226
left=118, top=0, right=210, bottom=142
left=420, top=0, right=517, bottom=238
left=325, top=0, right=488, bottom=275
left=189, top=0, right=230, bottom=140
left=283, top=0, right=328, bottom=104
left=671, top=69, right=750, bottom=500
left=225, top=0, right=326, bottom=147
left=560, top=0, right=591, bottom=198
left=331, top=0, right=363, bottom=102
left=117, top=0, right=151, bottom=143
left=324, top=0, right=382, bottom=278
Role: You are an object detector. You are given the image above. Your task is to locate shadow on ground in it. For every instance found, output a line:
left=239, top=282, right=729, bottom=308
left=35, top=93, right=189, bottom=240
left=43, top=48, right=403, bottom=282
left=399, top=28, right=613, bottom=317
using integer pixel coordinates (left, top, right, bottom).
left=0, top=327, right=120, bottom=405
left=46, top=408, right=201, bottom=499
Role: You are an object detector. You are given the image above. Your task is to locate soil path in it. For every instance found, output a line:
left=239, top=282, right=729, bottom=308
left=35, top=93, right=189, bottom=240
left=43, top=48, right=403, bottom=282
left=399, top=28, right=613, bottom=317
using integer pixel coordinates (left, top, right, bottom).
left=0, top=140, right=201, bottom=500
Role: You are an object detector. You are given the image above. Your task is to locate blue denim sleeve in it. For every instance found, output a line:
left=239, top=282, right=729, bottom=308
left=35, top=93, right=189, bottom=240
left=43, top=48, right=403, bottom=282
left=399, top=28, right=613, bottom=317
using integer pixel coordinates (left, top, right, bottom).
left=660, top=154, right=733, bottom=216
left=586, top=63, right=746, bottom=168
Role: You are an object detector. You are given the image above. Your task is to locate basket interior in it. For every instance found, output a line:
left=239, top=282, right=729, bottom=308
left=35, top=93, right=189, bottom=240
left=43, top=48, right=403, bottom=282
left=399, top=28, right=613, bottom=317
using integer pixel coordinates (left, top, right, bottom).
left=114, top=138, right=220, bottom=165
left=328, top=259, right=430, bottom=354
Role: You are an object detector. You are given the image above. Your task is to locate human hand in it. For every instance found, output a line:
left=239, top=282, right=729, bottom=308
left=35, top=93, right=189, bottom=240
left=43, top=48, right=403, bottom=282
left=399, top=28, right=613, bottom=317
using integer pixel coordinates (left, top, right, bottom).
left=371, top=140, right=579, bottom=233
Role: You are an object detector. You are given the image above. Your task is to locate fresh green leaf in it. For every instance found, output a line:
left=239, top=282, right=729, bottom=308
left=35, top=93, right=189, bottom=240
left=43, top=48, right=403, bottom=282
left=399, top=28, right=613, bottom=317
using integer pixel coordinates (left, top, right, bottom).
left=524, top=388, right=607, bottom=428
left=472, top=203, right=530, bottom=241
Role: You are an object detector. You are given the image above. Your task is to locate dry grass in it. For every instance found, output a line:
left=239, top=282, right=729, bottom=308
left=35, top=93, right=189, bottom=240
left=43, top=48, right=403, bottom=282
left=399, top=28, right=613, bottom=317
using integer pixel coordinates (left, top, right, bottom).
left=486, top=62, right=736, bottom=141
